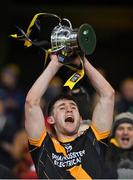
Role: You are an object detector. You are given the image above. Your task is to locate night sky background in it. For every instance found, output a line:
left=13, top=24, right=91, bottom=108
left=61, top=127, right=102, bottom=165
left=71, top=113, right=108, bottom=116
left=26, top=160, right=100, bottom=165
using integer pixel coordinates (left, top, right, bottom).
left=0, top=0, right=133, bottom=93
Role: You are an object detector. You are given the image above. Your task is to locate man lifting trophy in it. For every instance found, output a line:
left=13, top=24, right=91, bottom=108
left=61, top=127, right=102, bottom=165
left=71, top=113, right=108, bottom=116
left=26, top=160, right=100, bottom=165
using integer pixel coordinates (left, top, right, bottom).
left=11, top=12, right=115, bottom=179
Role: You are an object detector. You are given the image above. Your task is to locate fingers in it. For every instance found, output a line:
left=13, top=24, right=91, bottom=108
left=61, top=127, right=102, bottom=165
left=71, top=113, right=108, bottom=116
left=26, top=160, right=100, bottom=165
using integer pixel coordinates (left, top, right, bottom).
left=50, top=53, right=58, bottom=60
left=50, top=54, right=63, bottom=68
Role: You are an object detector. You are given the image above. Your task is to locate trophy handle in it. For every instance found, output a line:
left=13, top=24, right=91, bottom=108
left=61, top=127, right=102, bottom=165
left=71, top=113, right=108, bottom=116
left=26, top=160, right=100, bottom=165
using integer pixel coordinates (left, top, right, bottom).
left=62, top=18, right=73, bottom=29
left=42, top=13, right=62, bottom=23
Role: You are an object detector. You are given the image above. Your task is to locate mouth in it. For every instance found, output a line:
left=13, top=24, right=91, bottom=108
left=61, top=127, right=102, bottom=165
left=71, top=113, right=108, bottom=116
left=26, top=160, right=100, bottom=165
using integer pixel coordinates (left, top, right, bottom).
left=65, top=117, right=74, bottom=123
left=121, top=137, right=129, bottom=142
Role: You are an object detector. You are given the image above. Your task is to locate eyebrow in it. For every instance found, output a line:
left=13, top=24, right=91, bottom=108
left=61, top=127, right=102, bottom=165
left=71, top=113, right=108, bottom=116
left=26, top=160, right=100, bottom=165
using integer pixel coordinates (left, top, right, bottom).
left=57, top=102, right=77, bottom=108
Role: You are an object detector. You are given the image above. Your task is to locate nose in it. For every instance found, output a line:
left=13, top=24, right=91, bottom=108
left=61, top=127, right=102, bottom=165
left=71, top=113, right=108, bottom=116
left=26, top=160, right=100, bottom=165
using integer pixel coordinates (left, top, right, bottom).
left=66, top=105, right=72, bottom=112
left=123, top=128, right=129, bottom=135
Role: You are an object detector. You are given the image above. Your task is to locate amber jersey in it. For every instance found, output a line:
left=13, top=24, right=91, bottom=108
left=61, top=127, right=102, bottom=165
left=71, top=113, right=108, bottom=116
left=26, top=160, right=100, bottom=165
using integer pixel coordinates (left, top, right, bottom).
left=28, top=125, right=109, bottom=179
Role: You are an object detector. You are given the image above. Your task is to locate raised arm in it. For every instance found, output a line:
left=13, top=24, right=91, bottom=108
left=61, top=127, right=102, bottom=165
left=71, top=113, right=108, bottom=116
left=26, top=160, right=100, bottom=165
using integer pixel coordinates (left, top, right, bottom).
left=83, top=57, right=115, bottom=132
left=25, top=55, right=62, bottom=140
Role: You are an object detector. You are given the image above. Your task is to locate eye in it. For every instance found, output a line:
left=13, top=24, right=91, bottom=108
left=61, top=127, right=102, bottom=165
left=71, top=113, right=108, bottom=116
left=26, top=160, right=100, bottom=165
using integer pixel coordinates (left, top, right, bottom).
left=60, top=107, right=65, bottom=110
left=71, top=106, right=76, bottom=109
left=128, top=127, right=133, bottom=131
left=117, top=127, right=123, bottom=131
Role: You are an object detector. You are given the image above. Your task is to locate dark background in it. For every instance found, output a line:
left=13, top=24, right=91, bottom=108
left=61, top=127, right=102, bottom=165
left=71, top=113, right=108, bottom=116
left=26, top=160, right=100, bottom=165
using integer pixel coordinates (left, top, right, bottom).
left=0, top=0, right=133, bottom=92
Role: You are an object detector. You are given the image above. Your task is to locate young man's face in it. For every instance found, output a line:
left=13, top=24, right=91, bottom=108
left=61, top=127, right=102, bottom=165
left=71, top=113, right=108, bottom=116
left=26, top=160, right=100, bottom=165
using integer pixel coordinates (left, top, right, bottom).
left=115, top=123, right=133, bottom=149
left=51, top=99, right=82, bottom=136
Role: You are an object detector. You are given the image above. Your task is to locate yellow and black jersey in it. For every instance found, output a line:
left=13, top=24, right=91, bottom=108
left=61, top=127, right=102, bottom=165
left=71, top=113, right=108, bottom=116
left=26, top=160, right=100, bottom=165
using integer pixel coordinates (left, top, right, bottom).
left=28, top=125, right=109, bottom=179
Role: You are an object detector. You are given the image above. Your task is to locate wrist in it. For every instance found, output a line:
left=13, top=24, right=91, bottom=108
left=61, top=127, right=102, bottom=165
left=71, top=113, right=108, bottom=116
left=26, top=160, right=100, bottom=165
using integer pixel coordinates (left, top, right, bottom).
left=50, top=55, right=63, bottom=69
left=83, top=57, right=89, bottom=69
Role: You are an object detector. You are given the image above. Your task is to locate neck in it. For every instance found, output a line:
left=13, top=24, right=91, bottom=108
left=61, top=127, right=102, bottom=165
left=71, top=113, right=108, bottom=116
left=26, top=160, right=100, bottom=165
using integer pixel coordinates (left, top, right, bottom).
left=56, top=133, right=78, bottom=143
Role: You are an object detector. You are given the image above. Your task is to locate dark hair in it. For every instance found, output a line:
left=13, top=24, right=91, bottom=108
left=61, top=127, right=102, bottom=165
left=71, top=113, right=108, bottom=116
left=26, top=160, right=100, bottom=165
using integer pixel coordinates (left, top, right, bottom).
left=47, top=93, right=80, bottom=116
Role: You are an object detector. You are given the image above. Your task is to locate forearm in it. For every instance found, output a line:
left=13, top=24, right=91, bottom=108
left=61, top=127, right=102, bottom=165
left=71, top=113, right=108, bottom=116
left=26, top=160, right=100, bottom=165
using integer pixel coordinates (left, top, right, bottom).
left=26, top=55, right=62, bottom=103
left=83, top=57, right=115, bottom=132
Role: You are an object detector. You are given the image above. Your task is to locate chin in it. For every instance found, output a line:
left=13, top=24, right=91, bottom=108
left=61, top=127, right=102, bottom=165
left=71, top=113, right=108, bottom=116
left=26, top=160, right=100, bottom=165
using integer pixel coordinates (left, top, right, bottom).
left=65, top=129, right=78, bottom=136
left=120, top=144, right=131, bottom=149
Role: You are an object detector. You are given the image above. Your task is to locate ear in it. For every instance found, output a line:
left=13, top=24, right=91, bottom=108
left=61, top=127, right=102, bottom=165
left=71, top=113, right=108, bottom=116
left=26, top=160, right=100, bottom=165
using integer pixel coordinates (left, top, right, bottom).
left=80, top=116, right=82, bottom=124
left=47, top=116, right=55, bottom=125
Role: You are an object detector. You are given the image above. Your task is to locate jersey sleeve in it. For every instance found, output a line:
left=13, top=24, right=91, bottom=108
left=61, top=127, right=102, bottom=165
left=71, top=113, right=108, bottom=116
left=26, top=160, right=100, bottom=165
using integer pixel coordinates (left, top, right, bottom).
left=28, top=131, right=47, bottom=147
left=90, top=123, right=110, bottom=141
